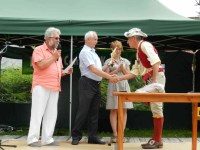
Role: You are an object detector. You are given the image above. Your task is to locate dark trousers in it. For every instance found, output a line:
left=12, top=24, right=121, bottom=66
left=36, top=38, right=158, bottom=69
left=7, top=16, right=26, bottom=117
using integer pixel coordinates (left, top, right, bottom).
left=72, top=76, right=101, bottom=139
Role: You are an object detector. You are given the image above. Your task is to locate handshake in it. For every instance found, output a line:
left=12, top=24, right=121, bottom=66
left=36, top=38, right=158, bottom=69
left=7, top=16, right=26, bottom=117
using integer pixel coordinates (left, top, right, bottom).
left=108, top=74, right=121, bottom=83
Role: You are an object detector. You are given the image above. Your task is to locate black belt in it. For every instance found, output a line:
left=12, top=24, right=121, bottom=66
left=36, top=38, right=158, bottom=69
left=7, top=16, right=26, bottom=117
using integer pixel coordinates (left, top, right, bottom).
left=81, top=76, right=101, bottom=84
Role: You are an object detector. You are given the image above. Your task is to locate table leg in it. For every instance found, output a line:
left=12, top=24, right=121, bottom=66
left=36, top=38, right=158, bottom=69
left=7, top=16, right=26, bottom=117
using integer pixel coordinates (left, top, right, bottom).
left=192, top=102, right=198, bottom=150
left=118, top=96, right=124, bottom=150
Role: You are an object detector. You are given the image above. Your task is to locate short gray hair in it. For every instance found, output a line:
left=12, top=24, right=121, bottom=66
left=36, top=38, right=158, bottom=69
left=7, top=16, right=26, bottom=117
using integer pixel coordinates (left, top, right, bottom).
left=44, top=27, right=61, bottom=40
left=84, top=31, right=97, bottom=40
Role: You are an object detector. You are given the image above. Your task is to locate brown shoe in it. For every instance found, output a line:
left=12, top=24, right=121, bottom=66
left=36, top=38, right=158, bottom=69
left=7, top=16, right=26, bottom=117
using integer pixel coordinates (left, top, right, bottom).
left=111, top=136, right=117, bottom=143
left=142, top=139, right=163, bottom=149
left=111, top=136, right=126, bottom=143
left=141, top=139, right=153, bottom=147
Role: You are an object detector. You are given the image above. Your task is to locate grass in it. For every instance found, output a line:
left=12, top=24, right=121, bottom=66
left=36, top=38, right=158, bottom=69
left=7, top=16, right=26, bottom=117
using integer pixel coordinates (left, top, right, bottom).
left=99, top=129, right=200, bottom=138
left=0, top=127, right=199, bottom=138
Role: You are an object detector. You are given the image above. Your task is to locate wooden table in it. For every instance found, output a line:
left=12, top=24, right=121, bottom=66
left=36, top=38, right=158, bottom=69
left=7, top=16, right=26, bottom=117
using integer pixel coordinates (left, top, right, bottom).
left=112, top=92, right=200, bottom=150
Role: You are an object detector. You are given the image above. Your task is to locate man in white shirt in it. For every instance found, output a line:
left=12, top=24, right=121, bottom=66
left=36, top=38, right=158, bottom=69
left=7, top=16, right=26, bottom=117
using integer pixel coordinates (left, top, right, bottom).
left=71, top=31, right=117, bottom=145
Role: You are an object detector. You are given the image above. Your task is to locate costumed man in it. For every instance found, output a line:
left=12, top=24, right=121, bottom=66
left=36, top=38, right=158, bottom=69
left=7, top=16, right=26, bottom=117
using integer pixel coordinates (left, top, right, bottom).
left=118, top=28, right=166, bottom=149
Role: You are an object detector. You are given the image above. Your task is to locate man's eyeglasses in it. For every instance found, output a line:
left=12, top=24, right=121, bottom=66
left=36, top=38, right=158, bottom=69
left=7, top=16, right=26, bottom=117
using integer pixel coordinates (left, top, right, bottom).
left=49, top=37, right=60, bottom=40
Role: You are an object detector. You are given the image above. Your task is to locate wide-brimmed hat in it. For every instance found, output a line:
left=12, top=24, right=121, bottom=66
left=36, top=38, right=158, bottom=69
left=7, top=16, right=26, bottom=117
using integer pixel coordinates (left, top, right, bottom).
left=124, top=28, right=148, bottom=38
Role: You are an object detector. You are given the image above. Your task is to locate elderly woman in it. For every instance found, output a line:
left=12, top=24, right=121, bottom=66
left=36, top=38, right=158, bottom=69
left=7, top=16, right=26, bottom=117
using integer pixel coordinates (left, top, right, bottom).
left=103, top=40, right=133, bottom=143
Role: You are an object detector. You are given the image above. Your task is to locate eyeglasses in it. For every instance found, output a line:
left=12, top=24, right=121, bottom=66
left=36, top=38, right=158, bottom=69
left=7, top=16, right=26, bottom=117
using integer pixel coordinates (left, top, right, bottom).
left=49, top=37, right=60, bottom=40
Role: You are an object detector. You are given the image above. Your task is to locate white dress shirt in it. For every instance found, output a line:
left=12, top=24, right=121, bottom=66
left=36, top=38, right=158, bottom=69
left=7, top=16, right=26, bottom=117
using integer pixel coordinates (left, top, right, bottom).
left=79, top=45, right=102, bottom=81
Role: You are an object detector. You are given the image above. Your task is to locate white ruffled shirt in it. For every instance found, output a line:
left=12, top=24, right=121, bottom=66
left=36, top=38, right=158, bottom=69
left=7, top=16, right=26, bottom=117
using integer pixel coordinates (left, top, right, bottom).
left=130, top=40, right=161, bottom=76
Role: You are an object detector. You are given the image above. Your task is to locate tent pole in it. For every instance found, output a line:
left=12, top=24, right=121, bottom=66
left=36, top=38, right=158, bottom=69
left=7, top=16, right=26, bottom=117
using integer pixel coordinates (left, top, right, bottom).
left=69, top=36, right=73, bottom=136
left=0, top=54, right=2, bottom=82
left=192, top=49, right=200, bottom=92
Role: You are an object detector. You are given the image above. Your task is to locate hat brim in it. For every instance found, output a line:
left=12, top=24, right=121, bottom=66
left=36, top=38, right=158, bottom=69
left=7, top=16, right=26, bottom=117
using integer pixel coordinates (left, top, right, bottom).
left=124, top=31, right=148, bottom=38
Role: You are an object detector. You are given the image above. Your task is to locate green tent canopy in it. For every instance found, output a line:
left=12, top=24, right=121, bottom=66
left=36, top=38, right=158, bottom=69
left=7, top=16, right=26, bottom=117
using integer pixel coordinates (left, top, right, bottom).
left=0, top=0, right=199, bottom=50
left=0, top=0, right=199, bottom=36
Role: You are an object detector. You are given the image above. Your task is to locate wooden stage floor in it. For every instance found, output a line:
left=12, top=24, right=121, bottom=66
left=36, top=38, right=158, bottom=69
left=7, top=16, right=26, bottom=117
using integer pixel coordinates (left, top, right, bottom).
left=0, top=136, right=200, bottom=150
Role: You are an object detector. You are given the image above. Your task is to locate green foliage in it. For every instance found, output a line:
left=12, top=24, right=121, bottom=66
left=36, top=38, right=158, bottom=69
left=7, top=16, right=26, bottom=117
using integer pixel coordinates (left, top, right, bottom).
left=0, top=68, right=32, bottom=103
left=128, top=76, right=150, bottom=111
left=100, top=79, right=108, bottom=108
left=1, top=127, right=199, bottom=138
left=128, top=75, right=145, bottom=92
left=100, top=76, right=150, bottom=111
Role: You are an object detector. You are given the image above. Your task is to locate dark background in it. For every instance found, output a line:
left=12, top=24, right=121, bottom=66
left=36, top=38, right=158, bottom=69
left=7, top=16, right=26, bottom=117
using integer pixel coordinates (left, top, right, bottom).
left=1, top=50, right=200, bottom=132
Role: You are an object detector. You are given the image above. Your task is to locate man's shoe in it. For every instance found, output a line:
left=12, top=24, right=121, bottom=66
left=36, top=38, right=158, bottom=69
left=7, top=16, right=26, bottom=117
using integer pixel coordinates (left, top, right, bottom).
left=141, top=139, right=163, bottom=147
left=72, top=139, right=79, bottom=145
left=71, top=137, right=82, bottom=145
left=141, top=139, right=153, bottom=147
left=45, top=141, right=59, bottom=146
left=28, top=141, right=41, bottom=147
left=142, top=139, right=163, bottom=149
left=88, top=137, right=105, bottom=145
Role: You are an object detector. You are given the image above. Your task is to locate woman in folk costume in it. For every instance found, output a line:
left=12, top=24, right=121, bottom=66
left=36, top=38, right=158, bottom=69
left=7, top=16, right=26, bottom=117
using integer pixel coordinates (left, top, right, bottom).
left=119, top=28, right=166, bottom=149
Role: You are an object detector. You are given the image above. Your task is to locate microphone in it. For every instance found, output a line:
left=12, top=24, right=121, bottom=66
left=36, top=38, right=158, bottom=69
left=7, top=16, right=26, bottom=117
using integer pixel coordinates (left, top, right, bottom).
left=57, top=43, right=62, bottom=61
left=57, top=43, right=61, bottom=50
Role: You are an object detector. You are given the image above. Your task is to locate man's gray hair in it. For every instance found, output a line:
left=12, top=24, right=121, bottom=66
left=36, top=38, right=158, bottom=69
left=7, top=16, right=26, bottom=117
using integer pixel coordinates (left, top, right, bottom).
left=44, top=27, right=61, bottom=40
left=85, top=31, right=97, bottom=40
